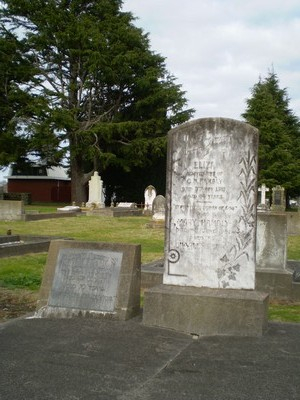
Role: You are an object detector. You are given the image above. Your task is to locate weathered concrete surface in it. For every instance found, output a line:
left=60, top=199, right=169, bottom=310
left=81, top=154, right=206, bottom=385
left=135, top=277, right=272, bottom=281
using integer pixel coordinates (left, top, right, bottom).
left=0, top=317, right=299, bottom=400
left=143, top=284, right=269, bottom=337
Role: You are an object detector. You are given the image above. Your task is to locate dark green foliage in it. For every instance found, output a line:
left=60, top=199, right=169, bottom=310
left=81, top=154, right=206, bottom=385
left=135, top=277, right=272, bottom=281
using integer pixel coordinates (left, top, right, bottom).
left=0, top=31, right=32, bottom=166
left=242, top=71, right=300, bottom=199
left=0, top=0, right=194, bottom=201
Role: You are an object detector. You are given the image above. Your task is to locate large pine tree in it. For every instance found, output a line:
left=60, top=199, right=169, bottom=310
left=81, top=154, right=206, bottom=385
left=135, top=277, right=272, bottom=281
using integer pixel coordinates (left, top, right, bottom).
left=242, top=71, right=300, bottom=201
left=0, top=30, right=38, bottom=166
left=0, top=0, right=193, bottom=202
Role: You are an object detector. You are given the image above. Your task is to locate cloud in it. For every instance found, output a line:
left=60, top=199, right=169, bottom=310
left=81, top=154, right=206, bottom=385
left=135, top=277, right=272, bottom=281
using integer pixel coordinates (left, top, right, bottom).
left=123, top=0, right=300, bottom=120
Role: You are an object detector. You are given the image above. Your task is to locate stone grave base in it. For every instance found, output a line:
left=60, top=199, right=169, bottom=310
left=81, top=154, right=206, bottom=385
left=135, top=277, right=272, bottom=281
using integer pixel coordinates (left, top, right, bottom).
left=86, top=208, right=143, bottom=217
left=143, top=284, right=269, bottom=337
left=256, top=269, right=300, bottom=301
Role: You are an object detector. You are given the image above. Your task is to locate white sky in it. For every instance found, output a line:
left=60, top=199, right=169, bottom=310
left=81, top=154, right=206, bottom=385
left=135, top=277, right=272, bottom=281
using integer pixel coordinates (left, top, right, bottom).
left=122, top=0, right=300, bottom=120
left=1, top=0, right=300, bottom=182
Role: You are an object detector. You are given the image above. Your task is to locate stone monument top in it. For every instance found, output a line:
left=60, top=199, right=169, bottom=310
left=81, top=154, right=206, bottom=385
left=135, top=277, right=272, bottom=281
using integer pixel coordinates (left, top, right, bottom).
left=86, top=171, right=105, bottom=209
left=144, top=185, right=156, bottom=215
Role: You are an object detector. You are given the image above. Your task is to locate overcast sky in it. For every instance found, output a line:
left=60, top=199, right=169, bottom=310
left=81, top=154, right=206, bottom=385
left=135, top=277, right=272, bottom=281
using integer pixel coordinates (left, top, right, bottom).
left=1, top=1, right=300, bottom=182
left=123, top=0, right=300, bottom=120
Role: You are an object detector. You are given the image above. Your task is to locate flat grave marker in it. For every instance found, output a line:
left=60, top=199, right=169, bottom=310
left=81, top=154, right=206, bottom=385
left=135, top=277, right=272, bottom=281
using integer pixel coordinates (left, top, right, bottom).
left=36, top=240, right=141, bottom=320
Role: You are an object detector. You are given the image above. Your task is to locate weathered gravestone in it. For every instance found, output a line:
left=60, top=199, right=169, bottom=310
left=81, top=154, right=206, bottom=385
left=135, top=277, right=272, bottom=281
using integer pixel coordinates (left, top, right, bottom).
left=271, top=185, right=285, bottom=212
left=143, top=118, right=269, bottom=336
left=86, top=171, right=105, bottom=209
left=143, top=185, right=157, bottom=215
left=152, top=195, right=166, bottom=222
left=0, top=200, right=24, bottom=220
left=36, top=240, right=141, bottom=320
left=256, top=213, right=287, bottom=271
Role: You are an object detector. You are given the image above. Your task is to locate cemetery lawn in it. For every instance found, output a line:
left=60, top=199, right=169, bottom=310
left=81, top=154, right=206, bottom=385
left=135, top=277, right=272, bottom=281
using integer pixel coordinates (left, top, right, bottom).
left=268, top=302, right=300, bottom=323
left=287, top=235, right=300, bottom=259
left=0, top=212, right=300, bottom=323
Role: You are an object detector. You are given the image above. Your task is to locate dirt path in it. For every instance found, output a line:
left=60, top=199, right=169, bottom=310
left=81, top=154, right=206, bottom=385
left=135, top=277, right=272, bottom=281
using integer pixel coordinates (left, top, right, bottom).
left=0, top=288, right=38, bottom=322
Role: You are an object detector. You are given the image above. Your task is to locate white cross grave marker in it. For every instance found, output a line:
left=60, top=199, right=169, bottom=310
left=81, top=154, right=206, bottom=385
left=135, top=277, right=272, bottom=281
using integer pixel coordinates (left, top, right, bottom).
left=258, top=183, right=269, bottom=206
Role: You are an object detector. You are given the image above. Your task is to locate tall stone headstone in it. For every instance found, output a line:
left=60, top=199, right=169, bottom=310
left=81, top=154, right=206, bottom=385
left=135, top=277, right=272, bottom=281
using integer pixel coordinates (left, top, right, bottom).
left=143, top=185, right=157, bottom=215
left=164, top=118, right=258, bottom=290
left=143, top=118, right=269, bottom=337
left=86, top=172, right=105, bottom=209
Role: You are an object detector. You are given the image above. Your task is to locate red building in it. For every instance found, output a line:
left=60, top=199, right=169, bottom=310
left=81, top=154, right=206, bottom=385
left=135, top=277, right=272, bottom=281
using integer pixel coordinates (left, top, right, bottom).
left=7, top=164, right=71, bottom=203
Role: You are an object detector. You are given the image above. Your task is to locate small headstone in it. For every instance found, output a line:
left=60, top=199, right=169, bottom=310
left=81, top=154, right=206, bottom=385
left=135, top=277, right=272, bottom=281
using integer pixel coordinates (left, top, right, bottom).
left=152, top=195, right=166, bottom=222
left=271, top=185, right=285, bottom=212
left=143, top=185, right=157, bottom=215
left=36, top=240, right=141, bottom=320
left=257, top=183, right=270, bottom=211
left=86, top=172, right=105, bottom=209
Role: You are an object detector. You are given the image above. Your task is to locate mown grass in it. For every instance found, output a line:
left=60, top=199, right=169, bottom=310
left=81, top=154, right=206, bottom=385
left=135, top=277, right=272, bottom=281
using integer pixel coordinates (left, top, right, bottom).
left=1, top=204, right=300, bottom=323
left=268, top=302, right=300, bottom=323
left=25, top=203, right=69, bottom=213
left=287, top=235, right=300, bottom=260
left=0, top=211, right=164, bottom=293
left=0, top=253, right=47, bottom=290
left=0, top=214, right=164, bottom=262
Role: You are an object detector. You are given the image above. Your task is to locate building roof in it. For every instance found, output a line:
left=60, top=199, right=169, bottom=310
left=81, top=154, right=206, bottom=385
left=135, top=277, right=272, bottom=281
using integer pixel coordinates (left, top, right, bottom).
left=7, top=164, right=70, bottom=181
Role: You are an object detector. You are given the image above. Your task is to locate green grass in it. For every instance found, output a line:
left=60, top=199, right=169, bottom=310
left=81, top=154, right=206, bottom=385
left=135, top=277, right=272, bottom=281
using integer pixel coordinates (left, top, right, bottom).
left=1, top=204, right=300, bottom=324
left=25, top=203, right=70, bottom=213
left=287, top=236, right=300, bottom=260
left=268, top=303, right=300, bottom=323
left=0, top=215, right=164, bottom=262
left=0, top=253, right=47, bottom=290
left=0, top=210, right=164, bottom=292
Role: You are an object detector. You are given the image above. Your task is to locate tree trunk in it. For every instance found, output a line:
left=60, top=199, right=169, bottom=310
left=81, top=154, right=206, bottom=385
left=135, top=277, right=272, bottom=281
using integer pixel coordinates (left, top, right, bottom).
left=70, top=148, right=88, bottom=204
left=70, top=159, right=87, bottom=204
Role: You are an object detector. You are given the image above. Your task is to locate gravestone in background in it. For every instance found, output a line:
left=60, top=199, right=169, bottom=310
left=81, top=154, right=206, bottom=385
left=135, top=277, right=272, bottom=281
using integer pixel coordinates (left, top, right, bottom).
left=152, top=195, right=166, bottom=222
left=36, top=240, right=141, bottom=320
left=257, top=183, right=270, bottom=211
left=143, top=185, right=157, bottom=215
left=0, top=200, right=24, bottom=221
left=86, top=172, right=105, bottom=209
left=271, top=185, right=285, bottom=212
left=256, top=213, right=287, bottom=270
left=143, top=118, right=269, bottom=337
